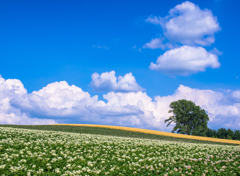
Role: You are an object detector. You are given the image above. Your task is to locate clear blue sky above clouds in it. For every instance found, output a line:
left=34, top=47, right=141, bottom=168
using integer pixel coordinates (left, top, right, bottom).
left=0, top=0, right=240, bottom=131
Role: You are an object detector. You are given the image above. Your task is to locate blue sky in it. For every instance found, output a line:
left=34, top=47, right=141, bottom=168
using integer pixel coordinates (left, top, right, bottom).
left=1, top=0, right=240, bottom=131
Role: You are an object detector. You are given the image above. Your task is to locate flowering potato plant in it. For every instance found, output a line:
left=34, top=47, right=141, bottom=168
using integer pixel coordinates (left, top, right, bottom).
left=0, top=127, right=240, bottom=175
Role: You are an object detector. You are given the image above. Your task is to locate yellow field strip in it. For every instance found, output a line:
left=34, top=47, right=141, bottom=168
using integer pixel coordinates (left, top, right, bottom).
left=51, top=124, right=240, bottom=145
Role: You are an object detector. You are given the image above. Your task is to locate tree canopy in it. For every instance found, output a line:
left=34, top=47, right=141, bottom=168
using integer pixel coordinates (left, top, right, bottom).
left=165, top=99, right=209, bottom=136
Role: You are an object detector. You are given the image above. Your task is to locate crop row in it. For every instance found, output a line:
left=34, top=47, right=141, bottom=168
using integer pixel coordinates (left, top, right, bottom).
left=0, top=127, right=240, bottom=175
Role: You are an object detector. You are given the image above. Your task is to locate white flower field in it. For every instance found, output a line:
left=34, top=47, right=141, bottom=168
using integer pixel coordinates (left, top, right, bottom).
left=0, top=127, right=240, bottom=175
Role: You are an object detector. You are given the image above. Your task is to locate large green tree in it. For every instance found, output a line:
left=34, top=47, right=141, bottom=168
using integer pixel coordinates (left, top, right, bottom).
left=165, top=99, right=209, bottom=136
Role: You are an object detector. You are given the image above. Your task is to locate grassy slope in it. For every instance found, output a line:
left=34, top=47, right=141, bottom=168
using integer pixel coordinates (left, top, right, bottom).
left=0, top=124, right=238, bottom=146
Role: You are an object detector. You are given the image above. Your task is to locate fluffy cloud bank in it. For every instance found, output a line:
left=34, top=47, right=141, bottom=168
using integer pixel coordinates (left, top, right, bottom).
left=145, top=1, right=220, bottom=46
left=90, top=71, right=145, bottom=92
left=149, top=46, right=220, bottom=76
left=1, top=75, right=240, bottom=130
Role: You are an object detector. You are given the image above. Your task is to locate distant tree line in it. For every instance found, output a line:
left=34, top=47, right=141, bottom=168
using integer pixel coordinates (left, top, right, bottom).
left=206, top=128, right=240, bottom=140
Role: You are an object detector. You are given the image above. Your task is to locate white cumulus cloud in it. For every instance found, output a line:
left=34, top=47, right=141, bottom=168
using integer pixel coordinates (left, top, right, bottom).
left=144, top=1, right=221, bottom=76
left=90, top=71, right=145, bottom=92
left=145, top=1, right=220, bottom=46
left=149, top=46, right=220, bottom=76
left=0, top=76, right=56, bottom=125
left=10, top=81, right=106, bottom=121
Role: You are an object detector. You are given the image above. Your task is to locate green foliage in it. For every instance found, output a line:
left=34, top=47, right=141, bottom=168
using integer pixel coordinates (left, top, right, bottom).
left=227, top=135, right=232, bottom=140
left=217, top=128, right=227, bottom=139
left=227, top=128, right=234, bottom=139
left=165, top=99, right=209, bottom=136
left=234, top=130, right=240, bottom=140
left=206, top=128, right=240, bottom=141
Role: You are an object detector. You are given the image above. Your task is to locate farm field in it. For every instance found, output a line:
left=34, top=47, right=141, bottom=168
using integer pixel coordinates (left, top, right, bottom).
left=0, top=124, right=239, bottom=146
left=0, top=126, right=240, bottom=175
